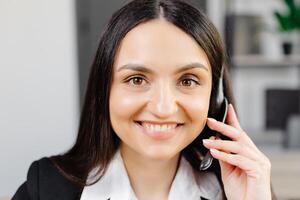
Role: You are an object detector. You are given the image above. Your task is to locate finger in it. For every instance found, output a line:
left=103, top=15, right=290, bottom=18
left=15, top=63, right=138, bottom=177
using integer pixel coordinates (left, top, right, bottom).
left=203, top=139, right=260, bottom=161
left=209, top=148, right=261, bottom=179
left=226, top=104, right=242, bottom=131
left=206, top=138, right=236, bottom=178
left=207, top=115, right=260, bottom=151
left=219, top=159, right=235, bottom=178
left=207, top=117, right=243, bottom=141
left=208, top=136, right=216, bottom=140
left=226, top=104, right=262, bottom=152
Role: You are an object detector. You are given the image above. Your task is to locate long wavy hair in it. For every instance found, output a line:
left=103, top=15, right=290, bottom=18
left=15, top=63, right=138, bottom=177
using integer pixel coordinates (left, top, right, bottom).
left=51, top=0, right=236, bottom=197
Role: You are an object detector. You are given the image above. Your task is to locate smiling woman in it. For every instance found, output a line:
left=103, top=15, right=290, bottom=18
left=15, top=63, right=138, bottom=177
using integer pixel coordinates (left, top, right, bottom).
left=12, top=0, right=276, bottom=200
left=109, top=19, right=213, bottom=165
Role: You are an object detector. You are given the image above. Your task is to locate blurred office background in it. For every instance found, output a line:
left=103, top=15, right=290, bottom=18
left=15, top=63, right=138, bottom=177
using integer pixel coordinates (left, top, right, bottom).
left=0, top=0, right=300, bottom=199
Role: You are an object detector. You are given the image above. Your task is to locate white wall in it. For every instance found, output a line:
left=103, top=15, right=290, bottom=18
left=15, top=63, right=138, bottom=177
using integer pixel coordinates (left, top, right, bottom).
left=0, top=0, right=79, bottom=196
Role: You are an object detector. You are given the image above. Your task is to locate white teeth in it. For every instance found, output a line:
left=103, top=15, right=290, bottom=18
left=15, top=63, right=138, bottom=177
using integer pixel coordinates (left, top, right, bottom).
left=142, top=123, right=177, bottom=132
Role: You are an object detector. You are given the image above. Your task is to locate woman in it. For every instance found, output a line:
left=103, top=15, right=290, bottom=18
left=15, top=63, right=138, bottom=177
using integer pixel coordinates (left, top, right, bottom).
left=13, top=0, right=276, bottom=199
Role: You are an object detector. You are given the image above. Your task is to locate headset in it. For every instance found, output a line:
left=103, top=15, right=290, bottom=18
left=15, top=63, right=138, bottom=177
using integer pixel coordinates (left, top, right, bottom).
left=198, top=66, right=229, bottom=171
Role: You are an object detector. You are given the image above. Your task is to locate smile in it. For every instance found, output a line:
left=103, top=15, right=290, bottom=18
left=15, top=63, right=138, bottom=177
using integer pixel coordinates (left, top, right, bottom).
left=134, top=121, right=184, bottom=140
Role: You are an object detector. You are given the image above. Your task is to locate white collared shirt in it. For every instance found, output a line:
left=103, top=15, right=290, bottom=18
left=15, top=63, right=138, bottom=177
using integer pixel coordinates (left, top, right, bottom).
left=80, top=149, right=225, bottom=200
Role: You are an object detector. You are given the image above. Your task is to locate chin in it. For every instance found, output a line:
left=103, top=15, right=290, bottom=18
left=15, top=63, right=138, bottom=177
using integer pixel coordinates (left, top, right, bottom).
left=139, top=146, right=180, bottom=161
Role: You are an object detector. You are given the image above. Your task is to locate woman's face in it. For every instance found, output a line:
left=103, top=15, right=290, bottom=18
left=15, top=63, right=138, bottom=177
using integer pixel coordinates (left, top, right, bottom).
left=109, top=19, right=212, bottom=161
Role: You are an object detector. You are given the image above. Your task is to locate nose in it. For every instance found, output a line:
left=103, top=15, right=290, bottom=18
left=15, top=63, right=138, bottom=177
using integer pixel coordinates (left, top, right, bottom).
left=148, top=81, right=178, bottom=118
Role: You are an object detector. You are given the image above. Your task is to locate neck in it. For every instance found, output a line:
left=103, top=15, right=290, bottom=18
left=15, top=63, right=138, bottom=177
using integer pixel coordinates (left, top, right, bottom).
left=120, top=145, right=180, bottom=200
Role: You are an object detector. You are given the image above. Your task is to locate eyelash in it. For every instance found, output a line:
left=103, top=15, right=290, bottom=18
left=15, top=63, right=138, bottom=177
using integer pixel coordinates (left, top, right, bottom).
left=124, top=74, right=201, bottom=88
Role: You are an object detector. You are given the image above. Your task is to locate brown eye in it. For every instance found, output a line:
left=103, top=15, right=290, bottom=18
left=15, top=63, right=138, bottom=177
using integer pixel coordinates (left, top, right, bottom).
left=132, top=77, right=143, bottom=85
left=126, top=76, right=146, bottom=86
left=180, top=78, right=199, bottom=87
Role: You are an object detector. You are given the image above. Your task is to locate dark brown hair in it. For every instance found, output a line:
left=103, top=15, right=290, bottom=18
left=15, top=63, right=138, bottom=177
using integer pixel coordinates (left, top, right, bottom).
left=51, top=0, right=234, bottom=195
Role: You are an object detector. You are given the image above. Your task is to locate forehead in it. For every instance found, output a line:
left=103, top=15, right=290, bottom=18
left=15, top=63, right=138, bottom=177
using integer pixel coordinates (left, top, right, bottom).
left=113, top=19, right=211, bottom=74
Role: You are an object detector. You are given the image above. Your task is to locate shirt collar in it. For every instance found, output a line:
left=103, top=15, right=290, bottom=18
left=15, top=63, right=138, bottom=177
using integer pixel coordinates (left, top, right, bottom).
left=80, top=149, right=221, bottom=200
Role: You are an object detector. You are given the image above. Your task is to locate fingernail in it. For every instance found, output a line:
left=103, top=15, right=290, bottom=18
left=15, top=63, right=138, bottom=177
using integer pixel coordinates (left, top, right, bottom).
left=209, top=136, right=216, bottom=140
left=207, top=118, right=216, bottom=122
left=203, top=139, right=213, bottom=144
left=210, top=148, right=218, bottom=154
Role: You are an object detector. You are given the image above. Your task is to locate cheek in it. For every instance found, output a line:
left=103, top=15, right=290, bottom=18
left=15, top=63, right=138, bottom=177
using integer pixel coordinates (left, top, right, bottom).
left=185, top=96, right=209, bottom=119
left=109, top=87, right=144, bottom=123
left=181, top=88, right=210, bottom=116
left=178, top=93, right=210, bottom=134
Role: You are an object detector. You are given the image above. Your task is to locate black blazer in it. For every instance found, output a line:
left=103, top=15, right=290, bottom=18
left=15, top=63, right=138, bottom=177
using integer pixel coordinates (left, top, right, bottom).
left=12, top=158, right=210, bottom=200
left=12, top=158, right=83, bottom=200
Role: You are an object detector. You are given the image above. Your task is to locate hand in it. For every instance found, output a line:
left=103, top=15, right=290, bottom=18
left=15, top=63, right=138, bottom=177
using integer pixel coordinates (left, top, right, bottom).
left=203, top=104, right=272, bottom=200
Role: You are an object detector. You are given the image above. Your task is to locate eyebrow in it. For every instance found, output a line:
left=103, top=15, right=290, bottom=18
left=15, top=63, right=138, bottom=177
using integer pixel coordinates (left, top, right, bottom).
left=116, top=62, right=209, bottom=74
